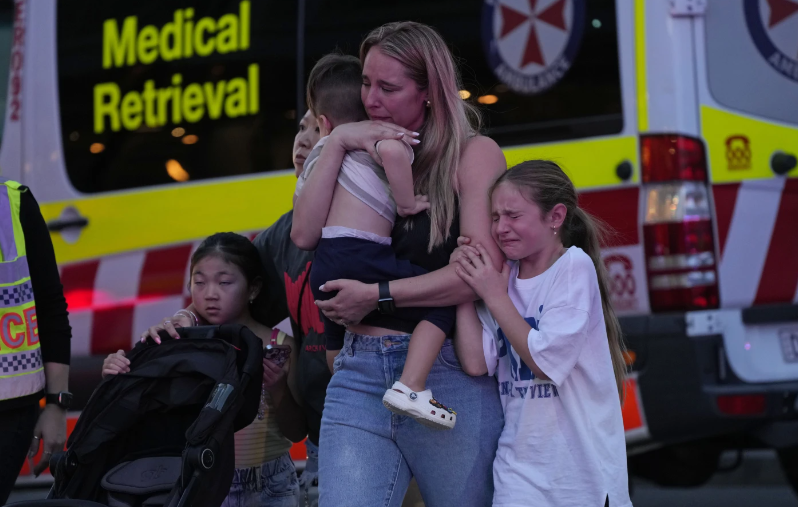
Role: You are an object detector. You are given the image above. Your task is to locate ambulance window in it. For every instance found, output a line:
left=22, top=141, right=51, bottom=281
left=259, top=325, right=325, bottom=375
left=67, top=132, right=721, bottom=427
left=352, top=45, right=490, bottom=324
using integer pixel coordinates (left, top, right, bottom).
left=303, top=0, right=623, bottom=146
left=704, top=2, right=798, bottom=126
left=57, top=1, right=298, bottom=194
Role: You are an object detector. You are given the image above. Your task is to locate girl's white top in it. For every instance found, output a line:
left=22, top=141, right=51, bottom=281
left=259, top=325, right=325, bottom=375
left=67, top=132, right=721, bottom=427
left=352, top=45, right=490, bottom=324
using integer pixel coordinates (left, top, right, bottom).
left=478, top=246, right=632, bottom=507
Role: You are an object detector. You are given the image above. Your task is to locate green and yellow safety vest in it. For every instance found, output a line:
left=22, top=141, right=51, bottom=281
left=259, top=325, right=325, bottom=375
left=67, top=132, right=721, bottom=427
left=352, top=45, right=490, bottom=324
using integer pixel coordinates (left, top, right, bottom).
left=0, top=179, right=44, bottom=401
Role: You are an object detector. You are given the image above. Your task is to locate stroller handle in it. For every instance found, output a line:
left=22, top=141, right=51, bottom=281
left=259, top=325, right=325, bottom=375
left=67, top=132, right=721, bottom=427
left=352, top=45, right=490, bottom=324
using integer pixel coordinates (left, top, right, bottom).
left=151, top=324, right=262, bottom=392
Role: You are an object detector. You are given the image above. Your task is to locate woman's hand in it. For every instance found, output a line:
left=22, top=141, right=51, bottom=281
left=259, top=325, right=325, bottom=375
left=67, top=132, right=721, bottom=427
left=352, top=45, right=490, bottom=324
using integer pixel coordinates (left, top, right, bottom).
left=455, top=244, right=510, bottom=303
left=28, top=405, right=67, bottom=476
left=263, top=358, right=289, bottom=394
left=315, top=279, right=379, bottom=326
left=102, top=350, right=130, bottom=378
left=330, top=121, right=419, bottom=163
left=139, top=313, right=193, bottom=344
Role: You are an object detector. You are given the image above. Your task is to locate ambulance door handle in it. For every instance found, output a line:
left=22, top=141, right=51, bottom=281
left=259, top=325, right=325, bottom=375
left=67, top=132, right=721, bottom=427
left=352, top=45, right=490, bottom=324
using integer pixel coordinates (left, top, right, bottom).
left=47, top=210, right=89, bottom=233
left=771, top=151, right=797, bottom=175
left=47, top=217, right=88, bottom=232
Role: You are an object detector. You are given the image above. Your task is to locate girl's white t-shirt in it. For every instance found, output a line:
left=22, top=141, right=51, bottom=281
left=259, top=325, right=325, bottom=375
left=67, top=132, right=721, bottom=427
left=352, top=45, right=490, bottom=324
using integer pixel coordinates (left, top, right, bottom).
left=478, top=247, right=632, bottom=507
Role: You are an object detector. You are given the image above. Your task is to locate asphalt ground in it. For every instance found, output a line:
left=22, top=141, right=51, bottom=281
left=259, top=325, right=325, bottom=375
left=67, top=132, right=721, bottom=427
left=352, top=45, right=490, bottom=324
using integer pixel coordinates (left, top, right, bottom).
left=7, top=450, right=797, bottom=507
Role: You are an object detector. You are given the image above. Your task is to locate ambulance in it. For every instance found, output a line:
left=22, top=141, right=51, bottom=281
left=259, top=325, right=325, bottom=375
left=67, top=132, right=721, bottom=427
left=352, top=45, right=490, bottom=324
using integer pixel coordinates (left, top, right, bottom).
left=4, top=0, right=798, bottom=492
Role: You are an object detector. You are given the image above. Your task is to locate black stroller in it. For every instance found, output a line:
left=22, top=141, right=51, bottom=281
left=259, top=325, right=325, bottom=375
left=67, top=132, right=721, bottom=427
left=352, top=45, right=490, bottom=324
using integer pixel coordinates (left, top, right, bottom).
left=9, top=324, right=263, bottom=507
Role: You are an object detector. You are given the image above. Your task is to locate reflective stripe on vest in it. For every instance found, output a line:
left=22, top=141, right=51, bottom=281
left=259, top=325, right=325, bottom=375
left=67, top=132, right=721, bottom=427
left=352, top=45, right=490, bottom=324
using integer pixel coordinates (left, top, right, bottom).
left=0, top=179, right=44, bottom=401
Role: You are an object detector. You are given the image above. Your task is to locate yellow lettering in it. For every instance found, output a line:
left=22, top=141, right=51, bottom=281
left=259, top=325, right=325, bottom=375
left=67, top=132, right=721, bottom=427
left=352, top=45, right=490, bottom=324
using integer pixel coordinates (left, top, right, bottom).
left=203, top=81, right=226, bottom=119
left=160, top=10, right=183, bottom=61
left=225, top=78, right=247, bottom=117
left=172, top=74, right=183, bottom=123
left=240, top=1, right=250, bottom=50
left=143, top=80, right=158, bottom=127
left=194, top=18, right=216, bottom=57
left=103, top=17, right=137, bottom=69
left=248, top=64, right=258, bottom=114
left=183, top=8, right=195, bottom=58
left=137, top=25, right=159, bottom=64
left=94, top=83, right=121, bottom=133
left=95, top=64, right=259, bottom=131
left=216, top=14, right=238, bottom=54
left=120, top=91, right=143, bottom=130
left=183, top=83, right=205, bottom=122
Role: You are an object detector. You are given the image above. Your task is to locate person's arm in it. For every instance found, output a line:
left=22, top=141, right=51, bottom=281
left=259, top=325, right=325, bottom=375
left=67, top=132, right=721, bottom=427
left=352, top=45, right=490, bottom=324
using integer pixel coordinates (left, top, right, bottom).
left=455, top=244, right=550, bottom=380
left=291, top=121, right=417, bottom=250
left=19, top=189, right=71, bottom=475
left=263, top=335, right=307, bottom=443
left=315, top=136, right=507, bottom=322
left=21, top=190, right=71, bottom=365
left=274, top=382, right=308, bottom=443
left=326, top=349, right=336, bottom=374
left=389, top=136, right=506, bottom=306
left=454, top=302, right=488, bottom=376
left=140, top=305, right=204, bottom=343
left=379, top=139, right=428, bottom=217
left=482, top=293, right=549, bottom=380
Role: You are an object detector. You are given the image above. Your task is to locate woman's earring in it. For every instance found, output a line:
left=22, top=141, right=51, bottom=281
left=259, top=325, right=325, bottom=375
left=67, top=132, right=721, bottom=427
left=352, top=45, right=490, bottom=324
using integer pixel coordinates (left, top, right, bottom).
left=426, top=100, right=431, bottom=108
left=551, top=225, right=557, bottom=235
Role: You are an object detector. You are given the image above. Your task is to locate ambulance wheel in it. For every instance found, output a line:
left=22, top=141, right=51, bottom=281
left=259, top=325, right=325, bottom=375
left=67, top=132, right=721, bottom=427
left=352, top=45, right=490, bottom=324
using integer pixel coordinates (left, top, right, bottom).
left=777, top=445, right=798, bottom=497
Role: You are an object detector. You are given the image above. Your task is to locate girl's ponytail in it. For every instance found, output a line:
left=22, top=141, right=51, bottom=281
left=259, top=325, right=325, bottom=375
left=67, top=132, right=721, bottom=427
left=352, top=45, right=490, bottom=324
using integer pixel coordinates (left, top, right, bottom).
left=490, top=160, right=628, bottom=402
left=570, top=207, right=628, bottom=402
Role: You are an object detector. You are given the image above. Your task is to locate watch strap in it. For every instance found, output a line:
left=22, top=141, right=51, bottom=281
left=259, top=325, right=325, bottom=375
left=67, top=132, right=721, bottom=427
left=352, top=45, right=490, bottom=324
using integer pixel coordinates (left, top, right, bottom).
left=378, top=281, right=391, bottom=301
left=45, top=392, right=72, bottom=409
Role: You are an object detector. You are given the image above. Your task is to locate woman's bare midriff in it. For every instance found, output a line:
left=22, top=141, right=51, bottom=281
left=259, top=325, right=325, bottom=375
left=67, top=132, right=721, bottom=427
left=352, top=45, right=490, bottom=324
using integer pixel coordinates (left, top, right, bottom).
left=348, top=323, right=408, bottom=337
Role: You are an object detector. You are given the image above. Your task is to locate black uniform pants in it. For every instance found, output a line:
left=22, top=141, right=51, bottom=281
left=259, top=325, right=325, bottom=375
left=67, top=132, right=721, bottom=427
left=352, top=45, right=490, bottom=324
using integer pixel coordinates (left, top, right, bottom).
left=0, top=403, right=39, bottom=504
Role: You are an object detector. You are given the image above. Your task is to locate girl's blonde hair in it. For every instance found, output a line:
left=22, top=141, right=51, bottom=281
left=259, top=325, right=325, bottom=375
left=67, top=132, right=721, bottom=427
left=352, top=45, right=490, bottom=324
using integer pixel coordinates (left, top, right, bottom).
left=360, top=22, right=481, bottom=251
left=491, top=160, right=628, bottom=402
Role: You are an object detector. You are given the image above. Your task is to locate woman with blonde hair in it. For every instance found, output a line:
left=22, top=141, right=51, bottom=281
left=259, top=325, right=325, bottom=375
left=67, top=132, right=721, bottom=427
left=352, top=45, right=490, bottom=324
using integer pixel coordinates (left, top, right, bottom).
left=291, top=21, right=506, bottom=507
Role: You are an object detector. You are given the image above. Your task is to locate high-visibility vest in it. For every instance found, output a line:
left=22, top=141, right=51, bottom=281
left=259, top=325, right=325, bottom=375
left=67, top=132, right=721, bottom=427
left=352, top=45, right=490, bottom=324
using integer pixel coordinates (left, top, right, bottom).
left=0, top=179, right=44, bottom=401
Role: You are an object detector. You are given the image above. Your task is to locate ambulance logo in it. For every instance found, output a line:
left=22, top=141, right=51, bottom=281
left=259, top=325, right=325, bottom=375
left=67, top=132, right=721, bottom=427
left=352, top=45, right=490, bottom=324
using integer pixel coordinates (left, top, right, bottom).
left=604, top=254, right=637, bottom=312
left=744, top=0, right=798, bottom=83
left=725, top=135, right=752, bottom=170
left=481, top=0, right=586, bottom=95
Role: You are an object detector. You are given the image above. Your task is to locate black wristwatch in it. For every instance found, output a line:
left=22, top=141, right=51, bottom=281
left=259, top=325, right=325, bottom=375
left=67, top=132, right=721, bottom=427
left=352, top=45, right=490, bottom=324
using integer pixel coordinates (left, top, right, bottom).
left=377, top=281, right=396, bottom=315
left=45, top=391, right=73, bottom=410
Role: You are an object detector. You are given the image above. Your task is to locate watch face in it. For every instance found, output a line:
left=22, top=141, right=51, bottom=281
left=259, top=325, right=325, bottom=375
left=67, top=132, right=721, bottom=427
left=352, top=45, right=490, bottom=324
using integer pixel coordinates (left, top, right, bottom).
left=378, top=299, right=396, bottom=315
left=60, top=392, right=73, bottom=408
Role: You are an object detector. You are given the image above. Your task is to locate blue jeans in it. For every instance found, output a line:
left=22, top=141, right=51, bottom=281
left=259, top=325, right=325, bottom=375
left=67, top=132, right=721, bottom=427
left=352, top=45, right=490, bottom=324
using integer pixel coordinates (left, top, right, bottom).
left=299, top=440, right=319, bottom=507
left=319, top=333, right=503, bottom=507
left=221, top=452, right=300, bottom=507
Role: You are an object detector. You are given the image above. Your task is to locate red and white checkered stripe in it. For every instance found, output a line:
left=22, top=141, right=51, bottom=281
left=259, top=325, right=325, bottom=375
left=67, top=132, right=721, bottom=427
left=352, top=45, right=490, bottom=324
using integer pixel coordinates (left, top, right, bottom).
left=59, top=234, right=261, bottom=356
left=714, top=178, right=798, bottom=308
left=57, top=187, right=647, bottom=356
left=60, top=178, right=798, bottom=357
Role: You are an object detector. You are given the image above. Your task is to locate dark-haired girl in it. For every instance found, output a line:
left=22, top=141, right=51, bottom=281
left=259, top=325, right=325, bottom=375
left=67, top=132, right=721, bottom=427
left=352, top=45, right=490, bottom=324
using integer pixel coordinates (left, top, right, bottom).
left=102, top=233, right=300, bottom=507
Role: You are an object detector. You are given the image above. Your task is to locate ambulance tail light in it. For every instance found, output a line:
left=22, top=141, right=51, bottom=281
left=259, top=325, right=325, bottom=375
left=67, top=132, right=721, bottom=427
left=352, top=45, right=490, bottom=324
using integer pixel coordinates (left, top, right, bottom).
left=641, top=135, right=707, bottom=182
left=641, top=135, right=719, bottom=312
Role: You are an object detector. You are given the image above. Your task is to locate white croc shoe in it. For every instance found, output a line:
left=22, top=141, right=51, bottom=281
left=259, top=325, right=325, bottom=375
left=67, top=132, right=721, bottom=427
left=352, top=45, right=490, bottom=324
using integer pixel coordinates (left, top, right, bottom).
left=382, top=381, right=456, bottom=430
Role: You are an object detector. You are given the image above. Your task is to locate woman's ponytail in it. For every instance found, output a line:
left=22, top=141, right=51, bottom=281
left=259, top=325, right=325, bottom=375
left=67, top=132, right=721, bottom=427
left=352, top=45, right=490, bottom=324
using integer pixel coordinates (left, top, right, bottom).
left=490, top=161, right=628, bottom=402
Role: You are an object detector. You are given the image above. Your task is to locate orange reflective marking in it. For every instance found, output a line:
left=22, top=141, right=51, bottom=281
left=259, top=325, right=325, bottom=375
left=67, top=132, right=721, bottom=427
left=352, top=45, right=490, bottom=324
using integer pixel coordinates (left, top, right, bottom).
left=622, top=377, right=643, bottom=431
